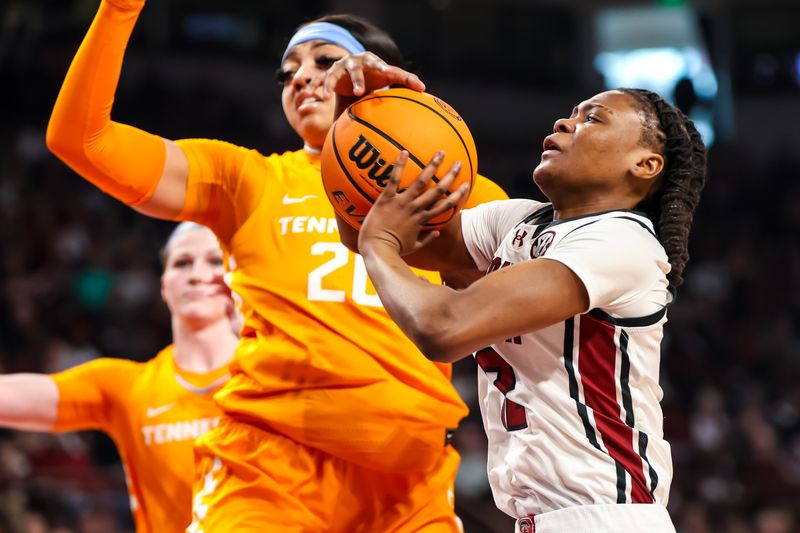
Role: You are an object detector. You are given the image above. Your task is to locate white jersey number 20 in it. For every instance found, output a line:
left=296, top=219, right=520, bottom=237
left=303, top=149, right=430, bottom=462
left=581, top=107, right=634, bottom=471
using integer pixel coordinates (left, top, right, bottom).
left=307, top=242, right=382, bottom=307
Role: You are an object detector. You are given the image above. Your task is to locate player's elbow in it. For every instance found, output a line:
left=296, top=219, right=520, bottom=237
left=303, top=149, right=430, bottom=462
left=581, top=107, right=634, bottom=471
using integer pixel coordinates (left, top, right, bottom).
left=408, top=309, right=465, bottom=363
left=45, top=121, right=64, bottom=156
left=416, top=341, right=458, bottom=363
left=45, top=117, right=78, bottom=162
left=415, top=337, right=467, bottom=364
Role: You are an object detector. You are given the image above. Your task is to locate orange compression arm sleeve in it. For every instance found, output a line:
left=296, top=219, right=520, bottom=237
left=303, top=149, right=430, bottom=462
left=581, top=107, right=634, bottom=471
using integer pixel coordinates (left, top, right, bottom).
left=46, top=0, right=166, bottom=206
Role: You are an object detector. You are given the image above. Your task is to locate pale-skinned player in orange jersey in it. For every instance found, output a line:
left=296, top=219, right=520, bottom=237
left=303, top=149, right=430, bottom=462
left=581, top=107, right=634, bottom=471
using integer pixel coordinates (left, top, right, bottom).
left=0, top=222, right=237, bottom=532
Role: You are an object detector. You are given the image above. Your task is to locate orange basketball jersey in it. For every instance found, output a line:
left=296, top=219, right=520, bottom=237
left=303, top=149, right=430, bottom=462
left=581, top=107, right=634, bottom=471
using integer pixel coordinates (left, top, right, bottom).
left=176, top=142, right=507, bottom=472
left=52, top=347, right=228, bottom=533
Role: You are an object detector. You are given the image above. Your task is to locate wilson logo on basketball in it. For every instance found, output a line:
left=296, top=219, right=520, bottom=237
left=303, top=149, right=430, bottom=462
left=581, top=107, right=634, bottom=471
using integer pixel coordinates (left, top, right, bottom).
left=433, top=97, right=463, bottom=122
left=348, top=135, right=394, bottom=188
left=530, top=231, right=555, bottom=258
left=320, top=87, right=476, bottom=230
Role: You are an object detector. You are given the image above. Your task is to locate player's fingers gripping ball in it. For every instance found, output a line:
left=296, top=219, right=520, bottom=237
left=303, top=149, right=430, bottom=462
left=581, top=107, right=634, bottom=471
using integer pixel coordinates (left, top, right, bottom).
left=321, top=87, right=477, bottom=230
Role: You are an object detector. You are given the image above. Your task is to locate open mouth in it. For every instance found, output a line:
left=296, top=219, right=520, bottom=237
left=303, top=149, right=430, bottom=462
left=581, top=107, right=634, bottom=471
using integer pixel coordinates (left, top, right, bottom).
left=542, top=137, right=561, bottom=153
left=298, top=96, right=323, bottom=111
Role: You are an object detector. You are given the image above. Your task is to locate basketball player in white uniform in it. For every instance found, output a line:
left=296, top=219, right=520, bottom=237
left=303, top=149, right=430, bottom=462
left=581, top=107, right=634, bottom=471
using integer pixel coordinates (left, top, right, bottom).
left=462, top=199, right=674, bottom=532
left=326, top=65, right=707, bottom=531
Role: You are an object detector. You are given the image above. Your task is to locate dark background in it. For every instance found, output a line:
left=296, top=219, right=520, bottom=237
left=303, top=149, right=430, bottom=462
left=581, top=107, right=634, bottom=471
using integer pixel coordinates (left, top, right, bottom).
left=1, top=0, right=799, bottom=531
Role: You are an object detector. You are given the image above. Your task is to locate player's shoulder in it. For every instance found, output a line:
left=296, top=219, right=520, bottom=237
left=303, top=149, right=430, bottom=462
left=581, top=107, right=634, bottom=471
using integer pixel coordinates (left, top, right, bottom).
left=174, top=138, right=288, bottom=167
left=52, top=356, right=145, bottom=389
left=174, top=137, right=251, bottom=155
left=97, top=346, right=172, bottom=377
left=257, top=148, right=319, bottom=180
left=82, top=356, right=144, bottom=372
left=475, top=197, right=544, bottom=211
left=464, top=198, right=548, bottom=227
left=562, top=210, right=657, bottom=241
left=463, top=199, right=549, bottom=247
left=269, top=148, right=314, bottom=164
left=141, top=345, right=177, bottom=371
left=115, top=347, right=178, bottom=397
left=553, top=211, right=666, bottom=264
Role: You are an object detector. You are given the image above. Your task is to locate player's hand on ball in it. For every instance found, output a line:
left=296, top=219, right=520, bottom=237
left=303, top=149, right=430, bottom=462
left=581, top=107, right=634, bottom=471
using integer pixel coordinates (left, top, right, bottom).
left=321, top=52, right=425, bottom=99
left=358, top=150, right=469, bottom=257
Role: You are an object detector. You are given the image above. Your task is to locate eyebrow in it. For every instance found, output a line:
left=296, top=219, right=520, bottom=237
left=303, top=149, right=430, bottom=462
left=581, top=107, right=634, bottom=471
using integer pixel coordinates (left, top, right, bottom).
left=571, top=102, right=612, bottom=117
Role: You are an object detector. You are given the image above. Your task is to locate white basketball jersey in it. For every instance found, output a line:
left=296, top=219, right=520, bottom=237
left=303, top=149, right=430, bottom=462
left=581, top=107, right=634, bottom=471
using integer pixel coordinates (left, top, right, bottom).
left=461, top=199, right=674, bottom=519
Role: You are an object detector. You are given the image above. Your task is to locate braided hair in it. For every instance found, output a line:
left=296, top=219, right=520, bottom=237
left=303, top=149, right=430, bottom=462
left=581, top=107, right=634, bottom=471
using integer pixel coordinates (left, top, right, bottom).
left=621, top=88, right=707, bottom=287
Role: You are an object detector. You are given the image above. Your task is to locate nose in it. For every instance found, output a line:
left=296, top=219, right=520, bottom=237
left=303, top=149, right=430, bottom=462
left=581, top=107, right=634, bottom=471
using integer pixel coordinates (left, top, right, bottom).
left=188, top=262, right=215, bottom=284
left=291, top=73, right=313, bottom=92
left=553, top=117, right=575, bottom=134
left=291, top=61, right=320, bottom=92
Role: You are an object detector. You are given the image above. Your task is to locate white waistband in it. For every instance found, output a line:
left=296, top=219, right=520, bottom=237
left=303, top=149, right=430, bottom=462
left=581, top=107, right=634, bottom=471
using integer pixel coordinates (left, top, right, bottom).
left=515, top=504, right=675, bottom=533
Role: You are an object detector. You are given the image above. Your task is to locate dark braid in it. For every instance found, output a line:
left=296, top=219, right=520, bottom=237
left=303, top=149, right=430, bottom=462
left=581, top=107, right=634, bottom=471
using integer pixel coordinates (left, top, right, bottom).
left=621, top=88, right=707, bottom=287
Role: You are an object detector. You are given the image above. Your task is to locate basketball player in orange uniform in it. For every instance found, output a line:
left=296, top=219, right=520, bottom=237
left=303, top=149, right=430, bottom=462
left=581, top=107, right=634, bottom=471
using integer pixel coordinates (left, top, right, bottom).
left=46, top=1, right=507, bottom=530
left=0, top=222, right=237, bottom=532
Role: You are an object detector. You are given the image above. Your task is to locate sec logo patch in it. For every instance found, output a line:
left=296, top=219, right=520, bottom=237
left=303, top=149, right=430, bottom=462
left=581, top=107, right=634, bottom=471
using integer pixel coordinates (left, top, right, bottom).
left=530, top=231, right=555, bottom=258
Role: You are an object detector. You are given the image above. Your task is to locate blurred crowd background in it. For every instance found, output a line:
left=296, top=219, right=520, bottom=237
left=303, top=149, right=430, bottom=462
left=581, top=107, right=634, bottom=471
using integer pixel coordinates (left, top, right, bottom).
left=1, top=0, right=799, bottom=531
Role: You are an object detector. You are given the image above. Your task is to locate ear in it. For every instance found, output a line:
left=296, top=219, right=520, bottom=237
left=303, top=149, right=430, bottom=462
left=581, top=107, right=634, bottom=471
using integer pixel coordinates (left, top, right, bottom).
left=160, top=275, right=167, bottom=304
left=631, top=151, right=664, bottom=182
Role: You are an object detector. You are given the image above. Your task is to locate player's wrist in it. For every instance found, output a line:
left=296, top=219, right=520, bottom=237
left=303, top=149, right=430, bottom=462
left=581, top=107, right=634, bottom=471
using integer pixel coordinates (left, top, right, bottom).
left=359, top=234, right=402, bottom=258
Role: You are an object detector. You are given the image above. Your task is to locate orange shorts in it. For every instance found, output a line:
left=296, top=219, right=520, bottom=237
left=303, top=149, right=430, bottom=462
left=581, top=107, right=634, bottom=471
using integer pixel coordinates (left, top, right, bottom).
left=187, top=416, right=463, bottom=533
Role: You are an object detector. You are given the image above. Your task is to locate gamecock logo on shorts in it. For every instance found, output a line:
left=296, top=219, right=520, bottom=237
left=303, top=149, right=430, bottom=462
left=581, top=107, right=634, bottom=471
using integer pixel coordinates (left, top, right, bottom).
left=529, top=231, right=555, bottom=259
left=518, top=516, right=535, bottom=533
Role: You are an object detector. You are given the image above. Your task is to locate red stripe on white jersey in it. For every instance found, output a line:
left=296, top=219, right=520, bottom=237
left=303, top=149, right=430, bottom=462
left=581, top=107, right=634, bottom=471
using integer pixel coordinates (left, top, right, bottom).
left=578, top=314, right=653, bottom=503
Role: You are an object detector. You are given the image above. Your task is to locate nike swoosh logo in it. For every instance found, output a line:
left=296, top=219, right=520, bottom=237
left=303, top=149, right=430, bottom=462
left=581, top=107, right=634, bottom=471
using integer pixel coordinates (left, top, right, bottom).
left=146, top=404, right=175, bottom=418
left=282, top=194, right=317, bottom=205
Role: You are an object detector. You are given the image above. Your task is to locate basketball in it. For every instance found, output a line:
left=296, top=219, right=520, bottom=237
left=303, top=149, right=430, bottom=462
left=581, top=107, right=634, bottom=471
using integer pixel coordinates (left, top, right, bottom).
left=321, top=87, right=477, bottom=230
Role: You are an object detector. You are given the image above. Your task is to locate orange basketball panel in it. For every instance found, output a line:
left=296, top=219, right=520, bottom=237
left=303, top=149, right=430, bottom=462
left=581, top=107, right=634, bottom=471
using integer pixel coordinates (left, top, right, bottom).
left=321, top=88, right=477, bottom=230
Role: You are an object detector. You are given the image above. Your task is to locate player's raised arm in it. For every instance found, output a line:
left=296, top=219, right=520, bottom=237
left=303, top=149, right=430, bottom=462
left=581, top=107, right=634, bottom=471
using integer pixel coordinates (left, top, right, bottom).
left=0, top=375, right=59, bottom=432
left=46, top=0, right=189, bottom=220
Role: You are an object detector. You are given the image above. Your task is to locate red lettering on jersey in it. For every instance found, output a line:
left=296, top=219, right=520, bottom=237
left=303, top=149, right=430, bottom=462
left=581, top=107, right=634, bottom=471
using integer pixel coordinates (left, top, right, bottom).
left=475, top=347, right=528, bottom=431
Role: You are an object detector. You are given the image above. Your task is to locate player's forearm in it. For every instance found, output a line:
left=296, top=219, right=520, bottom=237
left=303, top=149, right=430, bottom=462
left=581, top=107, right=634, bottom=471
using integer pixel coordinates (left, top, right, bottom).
left=362, top=242, right=470, bottom=362
left=46, top=0, right=166, bottom=206
left=0, top=375, right=59, bottom=432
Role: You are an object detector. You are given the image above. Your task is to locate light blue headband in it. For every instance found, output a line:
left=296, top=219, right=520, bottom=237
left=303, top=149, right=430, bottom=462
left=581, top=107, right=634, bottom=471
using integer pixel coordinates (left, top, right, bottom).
left=281, top=22, right=366, bottom=65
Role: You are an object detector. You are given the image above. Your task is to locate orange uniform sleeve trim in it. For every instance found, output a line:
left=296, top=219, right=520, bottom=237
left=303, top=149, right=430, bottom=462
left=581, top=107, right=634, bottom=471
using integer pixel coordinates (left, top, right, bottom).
left=51, top=358, right=139, bottom=433
left=46, top=0, right=165, bottom=206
